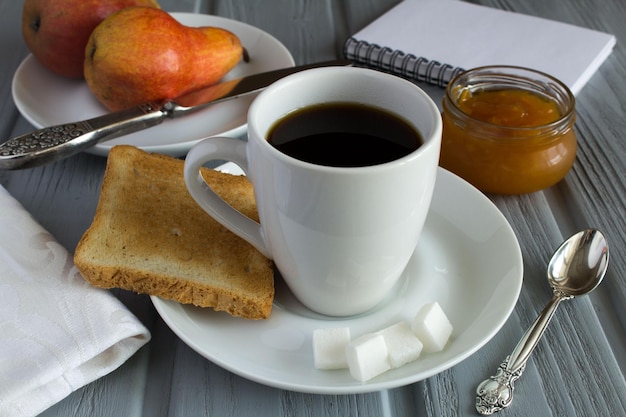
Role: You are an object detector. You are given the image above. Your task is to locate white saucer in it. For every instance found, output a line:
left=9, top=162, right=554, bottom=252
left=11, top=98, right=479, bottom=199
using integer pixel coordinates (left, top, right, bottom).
left=11, top=13, right=294, bottom=157
left=151, top=165, right=523, bottom=394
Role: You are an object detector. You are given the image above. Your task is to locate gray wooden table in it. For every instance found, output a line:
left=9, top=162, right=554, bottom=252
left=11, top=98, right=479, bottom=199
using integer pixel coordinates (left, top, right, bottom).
left=1, top=0, right=624, bottom=416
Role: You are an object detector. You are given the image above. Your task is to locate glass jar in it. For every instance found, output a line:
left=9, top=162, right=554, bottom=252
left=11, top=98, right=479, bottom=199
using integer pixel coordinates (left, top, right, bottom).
left=440, top=66, right=576, bottom=194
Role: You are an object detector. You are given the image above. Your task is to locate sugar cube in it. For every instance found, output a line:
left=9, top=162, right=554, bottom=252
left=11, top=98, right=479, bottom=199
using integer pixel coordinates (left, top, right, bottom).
left=312, top=327, right=351, bottom=369
left=411, top=302, right=453, bottom=352
left=345, top=333, right=391, bottom=382
left=377, top=321, right=423, bottom=368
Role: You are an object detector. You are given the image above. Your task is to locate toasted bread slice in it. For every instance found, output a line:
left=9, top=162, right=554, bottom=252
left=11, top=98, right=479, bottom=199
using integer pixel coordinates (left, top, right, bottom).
left=74, top=145, right=274, bottom=319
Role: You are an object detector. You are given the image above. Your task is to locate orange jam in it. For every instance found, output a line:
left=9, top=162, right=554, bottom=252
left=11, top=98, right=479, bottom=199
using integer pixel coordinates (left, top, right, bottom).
left=440, top=66, right=577, bottom=194
left=457, top=89, right=561, bottom=127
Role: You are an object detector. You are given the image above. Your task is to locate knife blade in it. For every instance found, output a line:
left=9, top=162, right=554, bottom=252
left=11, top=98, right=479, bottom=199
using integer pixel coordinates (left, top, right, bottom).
left=0, top=59, right=352, bottom=170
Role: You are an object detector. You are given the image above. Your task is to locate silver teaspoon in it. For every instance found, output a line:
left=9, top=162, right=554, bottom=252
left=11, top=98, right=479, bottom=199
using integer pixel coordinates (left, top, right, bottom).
left=475, top=229, right=609, bottom=415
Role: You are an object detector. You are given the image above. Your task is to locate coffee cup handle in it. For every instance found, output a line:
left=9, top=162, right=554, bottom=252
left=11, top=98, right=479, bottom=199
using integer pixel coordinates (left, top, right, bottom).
left=183, top=138, right=271, bottom=259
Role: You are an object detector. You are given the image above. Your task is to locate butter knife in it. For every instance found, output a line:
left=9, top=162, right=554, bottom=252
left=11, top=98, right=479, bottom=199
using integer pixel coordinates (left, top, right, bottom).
left=1, top=59, right=352, bottom=170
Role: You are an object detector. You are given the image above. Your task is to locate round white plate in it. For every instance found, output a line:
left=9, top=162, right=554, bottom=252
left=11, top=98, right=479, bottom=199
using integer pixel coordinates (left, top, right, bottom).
left=11, top=13, right=294, bottom=157
left=151, top=166, right=523, bottom=394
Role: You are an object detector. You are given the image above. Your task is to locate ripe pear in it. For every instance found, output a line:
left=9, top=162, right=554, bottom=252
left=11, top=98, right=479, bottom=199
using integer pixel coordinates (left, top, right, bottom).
left=22, top=0, right=160, bottom=79
left=84, top=7, right=244, bottom=112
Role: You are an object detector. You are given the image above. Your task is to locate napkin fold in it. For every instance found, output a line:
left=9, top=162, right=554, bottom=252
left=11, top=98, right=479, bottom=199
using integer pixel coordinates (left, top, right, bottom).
left=0, top=185, right=151, bottom=417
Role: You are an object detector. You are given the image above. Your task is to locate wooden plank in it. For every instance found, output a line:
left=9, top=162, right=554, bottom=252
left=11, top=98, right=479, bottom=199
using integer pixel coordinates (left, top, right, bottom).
left=0, top=0, right=623, bottom=416
left=0, top=1, right=29, bottom=141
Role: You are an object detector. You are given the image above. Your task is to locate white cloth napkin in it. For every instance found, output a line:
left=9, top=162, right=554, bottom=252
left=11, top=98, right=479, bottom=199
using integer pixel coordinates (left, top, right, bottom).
left=0, top=185, right=151, bottom=417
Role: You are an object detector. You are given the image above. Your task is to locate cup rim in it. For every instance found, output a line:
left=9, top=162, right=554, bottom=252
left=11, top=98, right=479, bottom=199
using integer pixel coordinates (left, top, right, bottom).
left=247, top=66, right=442, bottom=173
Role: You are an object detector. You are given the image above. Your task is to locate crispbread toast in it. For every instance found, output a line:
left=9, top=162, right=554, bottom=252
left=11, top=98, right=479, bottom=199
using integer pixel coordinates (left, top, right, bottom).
left=74, top=145, right=274, bottom=319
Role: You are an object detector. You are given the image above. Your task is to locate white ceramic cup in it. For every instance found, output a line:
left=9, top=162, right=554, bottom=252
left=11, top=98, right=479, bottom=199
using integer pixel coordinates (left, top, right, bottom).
left=184, top=66, right=442, bottom=316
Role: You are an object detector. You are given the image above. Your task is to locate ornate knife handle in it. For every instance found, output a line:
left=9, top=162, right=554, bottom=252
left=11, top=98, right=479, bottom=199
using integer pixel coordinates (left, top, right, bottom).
left=0, top=103, right=167, bottom=170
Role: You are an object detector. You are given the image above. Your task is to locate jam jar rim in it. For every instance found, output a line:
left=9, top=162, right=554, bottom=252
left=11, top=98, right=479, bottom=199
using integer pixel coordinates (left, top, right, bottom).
left=444, top=65, right=576, bottom=137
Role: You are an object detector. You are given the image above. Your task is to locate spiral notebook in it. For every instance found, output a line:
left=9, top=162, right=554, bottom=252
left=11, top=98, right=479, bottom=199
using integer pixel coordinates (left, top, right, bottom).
left=343, top=0, right=616, bottom=94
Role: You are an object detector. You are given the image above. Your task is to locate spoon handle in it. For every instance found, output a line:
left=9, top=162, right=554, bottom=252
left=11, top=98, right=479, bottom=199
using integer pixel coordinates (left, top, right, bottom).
left=475, top=293, right=568, bottom=415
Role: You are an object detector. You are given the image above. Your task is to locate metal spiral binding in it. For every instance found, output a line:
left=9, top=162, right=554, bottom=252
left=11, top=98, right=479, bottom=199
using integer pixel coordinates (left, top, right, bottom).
left=343, top=37, right=465, bottom=87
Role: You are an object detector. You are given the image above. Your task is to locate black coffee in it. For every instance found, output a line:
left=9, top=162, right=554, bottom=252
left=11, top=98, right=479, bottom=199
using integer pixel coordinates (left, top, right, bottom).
left=267, top=103, right=422, bottom=167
